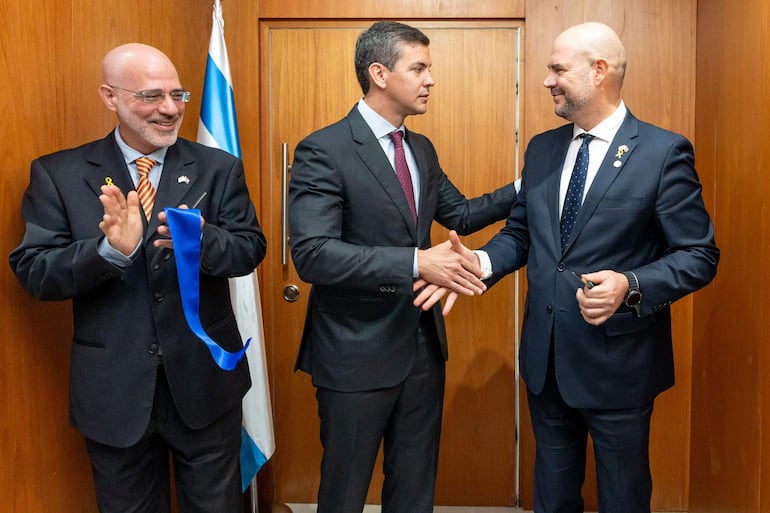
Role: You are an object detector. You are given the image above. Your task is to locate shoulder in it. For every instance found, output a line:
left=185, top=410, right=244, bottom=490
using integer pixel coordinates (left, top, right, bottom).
left=527, top=123, right=572, bottom=150
left=36, top=134, right=113, bottom=164
left=625, top=111, right=692, bottom=149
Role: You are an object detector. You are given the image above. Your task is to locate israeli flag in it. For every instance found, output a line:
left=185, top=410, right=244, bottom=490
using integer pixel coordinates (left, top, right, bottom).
left=198, top=0, right=275, bottom=494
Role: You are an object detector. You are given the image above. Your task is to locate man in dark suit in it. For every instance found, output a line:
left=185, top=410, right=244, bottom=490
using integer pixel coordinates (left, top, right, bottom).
left=9, top=43, right=266, bottom=513
left=288, top=21, right=516, bottom=513
left=418, top=21, right=719, bottom=513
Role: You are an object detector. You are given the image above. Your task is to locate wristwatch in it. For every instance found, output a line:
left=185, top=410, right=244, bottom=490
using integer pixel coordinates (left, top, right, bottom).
left=622, top=271, right=642, bottom=316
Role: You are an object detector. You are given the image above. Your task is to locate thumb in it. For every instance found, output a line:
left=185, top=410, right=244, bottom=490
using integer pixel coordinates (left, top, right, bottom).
left=449, top=230, right=463, bottom=252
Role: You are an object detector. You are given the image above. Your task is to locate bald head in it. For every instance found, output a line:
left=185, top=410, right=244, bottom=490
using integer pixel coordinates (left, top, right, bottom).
left=102, top=43, right=179, bottom=88
left=556, top=22, right=627, bottom=87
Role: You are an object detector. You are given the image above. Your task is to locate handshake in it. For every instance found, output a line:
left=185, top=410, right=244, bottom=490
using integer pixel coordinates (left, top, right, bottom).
left=414, top=230, right=484, bottom=316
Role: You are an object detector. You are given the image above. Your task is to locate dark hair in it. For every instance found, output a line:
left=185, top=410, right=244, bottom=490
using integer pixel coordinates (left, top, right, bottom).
left=354, top=21, right=430, bottom=95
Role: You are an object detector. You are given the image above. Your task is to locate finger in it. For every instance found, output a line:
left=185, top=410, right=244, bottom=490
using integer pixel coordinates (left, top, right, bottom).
left=454, top=269, right=487, bottom=294
left=413, top=278, right=429, bottom=292
left=442, top=292, right=458, bottom=316
left=448, top=230, right=462, bottom=250
left=414, top=283, right=441, bottom=307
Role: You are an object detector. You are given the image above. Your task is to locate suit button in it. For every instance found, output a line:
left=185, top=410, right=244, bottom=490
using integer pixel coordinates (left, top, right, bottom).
left=153, top=263, right=161, bottom=271
left=546, top=305, right=553, bottom=314
left=557, top=262, right=566, bottom=272
left=153, top=292, right=164, bottom=302
left=148, top=343, right=159, bottom=354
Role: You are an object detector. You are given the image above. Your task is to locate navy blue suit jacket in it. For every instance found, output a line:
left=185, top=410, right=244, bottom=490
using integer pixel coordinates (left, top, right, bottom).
left=482, top=111, right=719, bottom=409
left=10, top=132, right=266, bottom=446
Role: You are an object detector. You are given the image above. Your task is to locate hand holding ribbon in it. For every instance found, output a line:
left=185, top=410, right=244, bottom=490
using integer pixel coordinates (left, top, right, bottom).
left=164, top=207, right=250, bottom=371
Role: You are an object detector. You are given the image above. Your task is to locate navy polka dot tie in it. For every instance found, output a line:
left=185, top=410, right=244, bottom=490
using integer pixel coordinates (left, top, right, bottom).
left=560, top=134, right=593, bottom=251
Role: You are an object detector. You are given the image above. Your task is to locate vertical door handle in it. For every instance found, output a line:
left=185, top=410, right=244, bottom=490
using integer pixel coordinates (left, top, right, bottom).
left=281, top=143, right=290, bottom=267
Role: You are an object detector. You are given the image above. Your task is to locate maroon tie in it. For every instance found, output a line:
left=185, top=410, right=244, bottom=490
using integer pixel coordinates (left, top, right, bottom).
left=389, top=131, right=417, bottom=223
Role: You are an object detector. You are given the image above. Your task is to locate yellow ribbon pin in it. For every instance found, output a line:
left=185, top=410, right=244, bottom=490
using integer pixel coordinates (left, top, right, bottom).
left=105, top=177, right=113, bottom=186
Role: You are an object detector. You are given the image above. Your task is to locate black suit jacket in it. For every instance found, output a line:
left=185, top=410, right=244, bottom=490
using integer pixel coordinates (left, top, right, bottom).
left=9, top=132, right=267, bottom=447
left=288, top=106, right=516, bottom=392
left=482, top=111, right=719, bottom=409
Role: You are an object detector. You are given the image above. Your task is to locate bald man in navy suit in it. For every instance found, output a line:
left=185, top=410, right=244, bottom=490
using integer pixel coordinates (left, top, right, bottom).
left=418, top=22, right=719, bottom=512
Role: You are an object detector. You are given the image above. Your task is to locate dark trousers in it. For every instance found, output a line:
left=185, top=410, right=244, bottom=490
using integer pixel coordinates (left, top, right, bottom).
left=315, top=318, right=445, bottom=513
left=527, top=349, right=654, bottom=513
left=84, top=365, right=243, bottom=513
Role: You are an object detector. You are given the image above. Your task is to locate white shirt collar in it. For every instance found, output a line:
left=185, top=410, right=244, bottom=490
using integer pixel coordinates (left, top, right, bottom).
left=357, top=99, right=403, bottom=139
left=572, top=100, right=627, bottom=142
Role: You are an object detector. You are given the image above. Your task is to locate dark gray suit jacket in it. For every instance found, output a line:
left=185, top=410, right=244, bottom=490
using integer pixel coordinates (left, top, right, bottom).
left=288, top=106, right=516, bottom=392
left=482, top=111, right=719, bottom=409
left=9, top=132, right=267, bottom=447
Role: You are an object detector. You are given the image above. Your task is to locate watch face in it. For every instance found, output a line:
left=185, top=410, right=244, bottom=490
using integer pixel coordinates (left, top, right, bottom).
left=626, top=291, right=642, bottom=306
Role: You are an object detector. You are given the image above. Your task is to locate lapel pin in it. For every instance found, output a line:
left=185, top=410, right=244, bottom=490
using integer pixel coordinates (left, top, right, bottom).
left=615, top=144, right=629, bottom=159
left=104, top=177, right=113, bottom=186
left=178, top=175, right=190, bottom=184
left=613, top=160, right=622, bottom=168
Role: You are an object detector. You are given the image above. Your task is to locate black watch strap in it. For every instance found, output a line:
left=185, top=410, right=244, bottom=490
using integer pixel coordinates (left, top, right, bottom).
left=623, top=271, right=639, bottom=298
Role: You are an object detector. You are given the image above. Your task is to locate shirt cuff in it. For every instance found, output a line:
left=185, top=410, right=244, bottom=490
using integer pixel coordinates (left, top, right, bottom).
left=474, top=250, right=493, bottom=280
left=98, top=237, right=140, bottom=267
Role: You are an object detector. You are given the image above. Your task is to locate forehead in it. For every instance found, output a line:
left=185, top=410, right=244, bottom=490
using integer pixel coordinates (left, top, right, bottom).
left=120, top=60, right=181, bottom=90
left=547, top=40, right=585, bottom=71
left=394, top=42, right=431, bottom=67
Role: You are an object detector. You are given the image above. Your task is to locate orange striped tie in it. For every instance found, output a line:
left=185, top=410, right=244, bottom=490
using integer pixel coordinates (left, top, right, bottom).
left=135, top=157, right=157, bottom=221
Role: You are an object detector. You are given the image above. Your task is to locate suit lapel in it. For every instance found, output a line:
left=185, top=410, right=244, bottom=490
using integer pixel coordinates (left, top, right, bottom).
left=547, top=128, right=574, bottom=254
left=348, top=108, right=418, bottom=240
left=150, top=143, right=198, bottom=236
left=564, top=113, right=640, bottom=253
left=84, top=133, right=133, bottom=201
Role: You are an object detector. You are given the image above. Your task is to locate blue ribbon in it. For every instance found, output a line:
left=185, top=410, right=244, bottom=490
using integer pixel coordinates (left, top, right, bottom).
left=165, top=207, right=250, bottom=371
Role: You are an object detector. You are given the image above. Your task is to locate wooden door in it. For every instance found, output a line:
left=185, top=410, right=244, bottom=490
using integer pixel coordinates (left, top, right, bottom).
left=259, top=20, right=521, bottom=506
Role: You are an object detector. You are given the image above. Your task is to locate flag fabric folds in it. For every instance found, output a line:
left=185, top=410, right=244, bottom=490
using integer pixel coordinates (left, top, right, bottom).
left=198, top=0, right=275, bottom=493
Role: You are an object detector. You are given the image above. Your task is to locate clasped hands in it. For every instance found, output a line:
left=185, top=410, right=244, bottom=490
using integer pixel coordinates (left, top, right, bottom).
left=414, top=230, right=480, bottom=316
left=413, top=230, right=629, bottom=324
left=98, top=184, right=204, bottom=255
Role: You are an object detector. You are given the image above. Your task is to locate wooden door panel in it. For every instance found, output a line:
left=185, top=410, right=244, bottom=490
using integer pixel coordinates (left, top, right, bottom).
left=260, top=21, right=521, bottom=506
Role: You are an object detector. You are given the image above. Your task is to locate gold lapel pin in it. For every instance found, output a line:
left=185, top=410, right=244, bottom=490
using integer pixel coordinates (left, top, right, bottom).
left=104, top=177, right=113, bottom=186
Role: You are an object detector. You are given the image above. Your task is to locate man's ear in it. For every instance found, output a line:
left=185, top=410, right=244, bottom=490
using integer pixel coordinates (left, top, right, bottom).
left=592, top=58, right=609, bottom=85
left=98, top=84, right=118, bottom=112
left=369, top=62, right=388, bottom=90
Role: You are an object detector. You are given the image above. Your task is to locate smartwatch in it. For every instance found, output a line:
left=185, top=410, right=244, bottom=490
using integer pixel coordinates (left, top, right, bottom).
left=622, top=271, right=642, bottom=316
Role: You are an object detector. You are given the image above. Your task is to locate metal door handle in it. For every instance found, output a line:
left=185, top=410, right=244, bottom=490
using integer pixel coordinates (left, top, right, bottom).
left=281, top=143, right=290, bottom=267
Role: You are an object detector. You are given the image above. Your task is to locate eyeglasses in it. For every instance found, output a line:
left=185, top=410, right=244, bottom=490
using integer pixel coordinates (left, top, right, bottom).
left=108, top=85, right=192, bottom=104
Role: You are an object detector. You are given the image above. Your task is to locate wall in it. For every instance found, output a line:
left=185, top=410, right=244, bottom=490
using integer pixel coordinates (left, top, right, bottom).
left=690, top=0, right=769, bottom=512
left=1, top=0, right=729, bottom=511
left=0, top=0, right=234, bottom=510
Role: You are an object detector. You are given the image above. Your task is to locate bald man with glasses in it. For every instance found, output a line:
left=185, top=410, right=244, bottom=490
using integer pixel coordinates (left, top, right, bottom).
left=9, top=43, right=266, bottom=513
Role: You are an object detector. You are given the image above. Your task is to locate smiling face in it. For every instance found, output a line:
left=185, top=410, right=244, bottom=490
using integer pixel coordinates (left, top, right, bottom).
left=542, top=23, right=628, bottom=130
left=543, top=39, right=596, bottom=123
left=99, top=44, right=185, bottom=154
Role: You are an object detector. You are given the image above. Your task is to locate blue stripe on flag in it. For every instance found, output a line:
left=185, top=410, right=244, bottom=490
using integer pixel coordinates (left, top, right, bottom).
left=239, top=426, right=268, bottom=492
left=200, top=54, right=241, bottom=158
